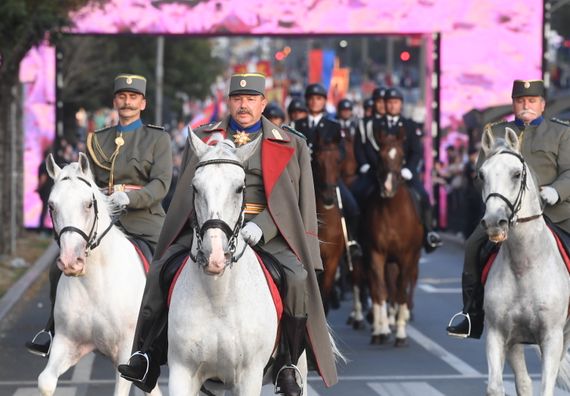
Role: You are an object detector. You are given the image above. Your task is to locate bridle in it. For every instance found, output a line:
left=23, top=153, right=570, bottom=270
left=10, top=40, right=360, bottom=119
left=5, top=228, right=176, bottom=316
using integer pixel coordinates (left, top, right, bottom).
left=50, top=176, right=115, bottom=256
left=189, top=158, right=248, bottom=275
left=483, top=150, right=542, bottom=225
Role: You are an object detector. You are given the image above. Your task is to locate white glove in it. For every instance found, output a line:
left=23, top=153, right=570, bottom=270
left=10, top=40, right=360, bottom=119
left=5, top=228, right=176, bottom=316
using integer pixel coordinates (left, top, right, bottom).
left=109, top=191, right=130, bottom=208
left=359, top=164, right=371, bottom=174
left=241, top=222, right=263, bottom=246
left=401, top=167, right=413, bottom=181
left=540, top=186, right=559, bottom=206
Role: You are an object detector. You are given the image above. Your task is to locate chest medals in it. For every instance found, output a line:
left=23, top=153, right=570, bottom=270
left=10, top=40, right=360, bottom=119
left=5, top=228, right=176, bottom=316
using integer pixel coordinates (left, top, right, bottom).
left=233, top=131, right=251, bottom=146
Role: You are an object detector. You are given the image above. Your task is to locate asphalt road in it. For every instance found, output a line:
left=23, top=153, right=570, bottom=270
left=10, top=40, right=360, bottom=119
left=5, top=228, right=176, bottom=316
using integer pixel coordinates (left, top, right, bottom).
left=0, top=238, right=566, bottom=396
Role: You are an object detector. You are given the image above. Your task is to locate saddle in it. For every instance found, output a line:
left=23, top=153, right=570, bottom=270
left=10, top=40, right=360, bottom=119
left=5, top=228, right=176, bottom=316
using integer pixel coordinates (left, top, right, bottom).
left=481, top=220, right=570, bottom=285
left=127, top=236, right=153, bottom=274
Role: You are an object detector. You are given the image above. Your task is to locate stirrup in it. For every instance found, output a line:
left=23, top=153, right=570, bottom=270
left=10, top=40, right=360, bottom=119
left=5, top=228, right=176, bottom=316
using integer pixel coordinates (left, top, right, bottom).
left=274, top=364, right=304, bottom=395
left=427, top=232, right=443, bottom=248
left=447, top=311, right=471, bottom=339
left=28, top=329, right=53, bottom=357
left=121, top=351, right=150, bottom=382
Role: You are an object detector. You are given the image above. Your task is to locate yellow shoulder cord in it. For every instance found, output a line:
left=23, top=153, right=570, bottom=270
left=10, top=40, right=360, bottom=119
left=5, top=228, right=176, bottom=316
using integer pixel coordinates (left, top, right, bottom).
left=107, top=133, right=125, bottom=194
left=86, top=133, right=112, bottom=171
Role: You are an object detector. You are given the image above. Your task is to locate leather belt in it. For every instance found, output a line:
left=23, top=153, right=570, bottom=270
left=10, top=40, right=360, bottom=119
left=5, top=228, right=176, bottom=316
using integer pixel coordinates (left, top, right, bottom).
left=244, top=202, right=266, bottom=215
left=112, top=184, right=143, bottom=193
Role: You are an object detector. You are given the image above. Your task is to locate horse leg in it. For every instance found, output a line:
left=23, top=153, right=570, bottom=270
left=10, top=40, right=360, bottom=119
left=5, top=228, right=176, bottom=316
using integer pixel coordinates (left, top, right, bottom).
left=369, top=251, right=390, bottom=344
left=386, top=262, right=399, bottom=328
left=506, top=344, right=531, bottom=396
left=233, top=369, right=264, bottom=396
left=540, top=329, right=565, bottom=396
left=486, top=329, right=506, bottom=396
left=347, top=258, right=365, bottom=330
left=38, top=336, right=91, bottom=396
left=168, top=362, right=201, bottom=396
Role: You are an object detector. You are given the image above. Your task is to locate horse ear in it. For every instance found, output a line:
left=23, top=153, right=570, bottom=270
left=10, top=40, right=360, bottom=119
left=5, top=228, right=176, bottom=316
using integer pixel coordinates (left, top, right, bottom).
left=78, top=152, right=91, bottom=176
left=188, top=126, right=210, bottom=158
left=46, top=153, right=60, bottom=179
left=481, top=126, right=495, bottom=155
left=235, top=135, right=262, bottom=164
left=504, top=127, right=521, bottom=152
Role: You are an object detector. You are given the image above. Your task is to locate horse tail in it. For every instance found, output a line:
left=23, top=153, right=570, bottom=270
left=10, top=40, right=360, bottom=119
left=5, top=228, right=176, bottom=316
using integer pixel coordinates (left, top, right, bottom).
left=326, top=322, right=347, bottom=364
left=556, top=350, right=570, bottom=391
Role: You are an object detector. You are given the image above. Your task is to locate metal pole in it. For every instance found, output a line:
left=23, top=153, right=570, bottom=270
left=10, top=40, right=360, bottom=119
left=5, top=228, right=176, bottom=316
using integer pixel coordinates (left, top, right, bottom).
left=155, top=35, right=164, bottom=125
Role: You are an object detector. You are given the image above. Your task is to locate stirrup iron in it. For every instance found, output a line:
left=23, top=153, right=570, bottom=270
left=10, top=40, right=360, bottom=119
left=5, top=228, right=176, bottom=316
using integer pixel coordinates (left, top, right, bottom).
left=447, top=311, right=471, bottom=338
left=121, top=351, right=150, bottom=382
left=274, top=364, right=304, bottom=395
left=29, top=329, right=53, bottom=357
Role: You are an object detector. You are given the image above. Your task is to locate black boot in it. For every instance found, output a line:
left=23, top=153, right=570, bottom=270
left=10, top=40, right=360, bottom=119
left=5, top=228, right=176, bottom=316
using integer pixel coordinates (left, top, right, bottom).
left=446, top=273, right=484, bottom=339
left=347, top=217, right=363, bottom=260
left=118, top=352, right=161, bottom=393
left=25, top=328, right=53, bottom=357
left=422, top=204, right=442, bottom=253
left=275, top=314, right=307, bottom=396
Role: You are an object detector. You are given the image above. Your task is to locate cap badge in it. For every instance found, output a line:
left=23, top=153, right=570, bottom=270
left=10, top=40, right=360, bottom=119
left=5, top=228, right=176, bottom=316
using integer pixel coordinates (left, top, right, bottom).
left=524, top=81, right=530, bottom=88
left=240, top=79, right=247, bottom=87
left=126, top=77, right=132, bottom=85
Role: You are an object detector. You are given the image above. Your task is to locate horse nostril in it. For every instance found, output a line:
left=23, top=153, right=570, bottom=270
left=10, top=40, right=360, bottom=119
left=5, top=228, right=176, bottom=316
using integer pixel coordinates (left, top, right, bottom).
left=480, top=219, right=487, bottom=228
left=499, top=219, right=508, bottom=227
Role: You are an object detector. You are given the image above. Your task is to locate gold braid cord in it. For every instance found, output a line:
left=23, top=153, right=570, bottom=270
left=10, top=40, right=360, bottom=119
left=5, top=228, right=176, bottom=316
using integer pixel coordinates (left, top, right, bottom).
left=86, top=132, right=124, bottom=194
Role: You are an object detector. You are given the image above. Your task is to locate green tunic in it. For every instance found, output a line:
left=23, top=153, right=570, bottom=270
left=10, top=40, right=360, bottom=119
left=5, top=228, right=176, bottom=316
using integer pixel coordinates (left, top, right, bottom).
left=477, top=118, right=570, bottom=233
left=86, top=123, right=173, bottom=248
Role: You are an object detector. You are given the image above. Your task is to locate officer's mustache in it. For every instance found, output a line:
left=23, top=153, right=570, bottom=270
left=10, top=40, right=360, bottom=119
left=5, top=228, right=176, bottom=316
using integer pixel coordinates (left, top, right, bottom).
left=517, top=109, right=537, bottom=117
left=120, top=106, right=138, bottom=111
left=237, top=108, right=252, bottom=115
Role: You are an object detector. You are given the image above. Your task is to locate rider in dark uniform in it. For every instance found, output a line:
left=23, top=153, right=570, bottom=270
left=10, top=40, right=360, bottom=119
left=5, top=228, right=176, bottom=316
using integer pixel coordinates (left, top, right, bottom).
left=263, top=102, right=286, bottom=126
left=287, top=98, right=308, bottom=123
left=292, top=84, right=362, bottom=259
left=26, top=74, right=173, bottom=357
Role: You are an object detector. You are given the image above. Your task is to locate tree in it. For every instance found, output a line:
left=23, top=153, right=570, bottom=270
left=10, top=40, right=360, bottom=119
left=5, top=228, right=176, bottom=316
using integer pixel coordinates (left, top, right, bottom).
left=0, top=0, right=105, bottom=255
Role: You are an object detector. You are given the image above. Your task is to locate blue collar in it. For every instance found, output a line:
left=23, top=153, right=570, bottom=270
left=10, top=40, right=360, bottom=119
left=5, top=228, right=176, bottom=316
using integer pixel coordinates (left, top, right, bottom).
left=229, top=118, right=262, bottom=133
left=514, top=116, right=543, bottom=127
left=116, top=119, right=143, bottom=132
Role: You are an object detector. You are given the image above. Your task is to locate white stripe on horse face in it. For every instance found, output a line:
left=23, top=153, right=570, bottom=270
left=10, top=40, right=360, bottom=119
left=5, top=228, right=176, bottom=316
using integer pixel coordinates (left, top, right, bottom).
left=388, top=147, right=397, bottom=160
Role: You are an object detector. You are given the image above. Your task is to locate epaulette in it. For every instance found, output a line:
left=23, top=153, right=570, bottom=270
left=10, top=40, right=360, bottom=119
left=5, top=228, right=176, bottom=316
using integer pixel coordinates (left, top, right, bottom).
left=281, top=124, right=307, bottom=141
left=146, top=123, right=165, bottom=130
left=484, top=120, right=508, bottom=129
left=93, top=126, right=112, bottom=134
left=551, top=117, right=570, bottom=126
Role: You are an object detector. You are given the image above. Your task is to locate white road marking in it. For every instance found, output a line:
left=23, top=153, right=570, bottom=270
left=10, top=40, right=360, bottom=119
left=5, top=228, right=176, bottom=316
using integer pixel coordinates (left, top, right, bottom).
left=368, top=381, right=446, bottom=396
left=504, top=380, right=570, bottom=396
left=418, top=284, right=461, bottom=293
left=407, top=324, right=481, bottom=376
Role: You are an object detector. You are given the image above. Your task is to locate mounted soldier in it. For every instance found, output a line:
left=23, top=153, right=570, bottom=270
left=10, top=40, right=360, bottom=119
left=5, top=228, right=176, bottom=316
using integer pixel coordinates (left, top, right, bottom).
left=26, top=73, right=172, bottom=358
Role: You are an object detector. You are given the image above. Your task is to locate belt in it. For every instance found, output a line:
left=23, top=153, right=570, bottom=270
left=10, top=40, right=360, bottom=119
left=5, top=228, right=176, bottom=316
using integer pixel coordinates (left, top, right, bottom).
left=244, top=202, right=266, bottom=215
left=112, top=184, right=143, bottom=193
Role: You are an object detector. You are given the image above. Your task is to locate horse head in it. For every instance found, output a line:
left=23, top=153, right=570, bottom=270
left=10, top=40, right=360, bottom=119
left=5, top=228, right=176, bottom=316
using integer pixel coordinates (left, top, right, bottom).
left=188, top=129, right=260, bottom=275
left=375, top=132, right=405, bottom=198
left=479, top=126, right=541, bottom=243
left=46, top=152, right=112, bottom=277
left=312, top=131, right=342, bottom=208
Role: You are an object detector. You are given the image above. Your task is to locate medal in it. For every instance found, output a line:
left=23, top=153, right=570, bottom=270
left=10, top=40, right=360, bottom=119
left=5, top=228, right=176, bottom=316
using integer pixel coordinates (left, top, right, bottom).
left=115, top=135, right=125, bottom=147
left=233, top=131, right=251, bottom=146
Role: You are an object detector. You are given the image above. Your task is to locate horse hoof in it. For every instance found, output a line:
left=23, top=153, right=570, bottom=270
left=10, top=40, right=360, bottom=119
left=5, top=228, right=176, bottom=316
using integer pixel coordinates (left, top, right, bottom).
left=346, top=316, right=354, bottom=325
left=370, top=334, right=391, bottom=345
left=370, top=335, right=381, bottom=345
left=353, top=320, right=365, bottom=330
left=366, top=311, right=373, bottom=324
left=394, top=337, right=409, bottom=348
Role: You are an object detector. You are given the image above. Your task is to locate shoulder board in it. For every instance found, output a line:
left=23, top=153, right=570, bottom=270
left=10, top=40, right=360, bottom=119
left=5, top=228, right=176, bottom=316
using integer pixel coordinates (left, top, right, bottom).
left=203, top=128, right=225, bottom=134
left=551, top=117, right=570, bottom=126
left=146, top=124, right=165, bottom=130
left=197, top=121, right=215, bottom=129
left=281, top=124, right=307, bottom=141
left=93, top=126, right=112, bottom=133
left=485, top=120, right=508, bottom=129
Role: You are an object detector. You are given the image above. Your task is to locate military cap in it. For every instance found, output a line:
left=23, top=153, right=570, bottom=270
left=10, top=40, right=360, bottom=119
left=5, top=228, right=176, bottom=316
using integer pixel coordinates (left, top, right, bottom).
left=229, top=73, right=265, bottom=96
left=363, top=98, right=374, bottom=109
left=372, top=87, right=387, bottom=101
left=114, top=74, right=147, bottom=96
left=511, top=79, right=545, bottom=98
left=337, top=99, right=353, bottom=111
left=305, top=83, right=327, bottom=99
left=263, top=103, right=286, bottom=119
left=287, top=98, right=308, bottom=114
left=384, top=87, right=404, bottom=101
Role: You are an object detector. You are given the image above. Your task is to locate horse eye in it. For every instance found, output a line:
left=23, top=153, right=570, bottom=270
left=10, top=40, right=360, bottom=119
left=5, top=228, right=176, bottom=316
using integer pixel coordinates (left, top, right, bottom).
left=48, top=202, right=55, bottom=212
left=478, top=171, right=485, bottom=181
left=513, top=171, right=521, bottom=179
left=87, top=201, right=93, bottom=209
left=236, top=185, right=245, bottom=194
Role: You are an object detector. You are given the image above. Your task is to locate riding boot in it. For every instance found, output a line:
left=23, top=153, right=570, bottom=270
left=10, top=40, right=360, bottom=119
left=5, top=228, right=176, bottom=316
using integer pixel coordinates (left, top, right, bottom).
left=446, top=272, right=484, bottom=339
left=275, top=313, right=307, bottom=396
left=421, top=201, right=442, bottom=253
left=346, top=216, right=363, bottom=260
left=26, top=260, right=61, bottom=357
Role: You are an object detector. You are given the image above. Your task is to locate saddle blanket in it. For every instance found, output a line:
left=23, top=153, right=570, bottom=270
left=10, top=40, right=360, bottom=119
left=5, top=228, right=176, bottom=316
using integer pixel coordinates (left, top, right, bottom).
left=130, top=240, right=150, bottom=274
left=167, top=253, right=283, bottom=320
left=482, top=226, right=570, bottom=285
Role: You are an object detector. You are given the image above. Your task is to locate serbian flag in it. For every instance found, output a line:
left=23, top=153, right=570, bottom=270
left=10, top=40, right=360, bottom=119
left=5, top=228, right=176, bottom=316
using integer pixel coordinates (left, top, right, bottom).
left=308, top=49, right=336, bottom=90
left=190, top=91, right=223, bottom=129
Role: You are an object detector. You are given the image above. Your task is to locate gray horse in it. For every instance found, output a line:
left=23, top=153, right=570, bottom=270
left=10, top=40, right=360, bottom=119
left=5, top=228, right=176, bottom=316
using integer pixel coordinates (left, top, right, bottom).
left=480, top=127, right=570, bottom=396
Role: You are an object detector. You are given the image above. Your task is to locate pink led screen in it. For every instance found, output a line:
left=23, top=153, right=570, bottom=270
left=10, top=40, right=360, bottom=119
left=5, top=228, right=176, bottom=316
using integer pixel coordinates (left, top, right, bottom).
left=21, top=0, right=543, bottom=226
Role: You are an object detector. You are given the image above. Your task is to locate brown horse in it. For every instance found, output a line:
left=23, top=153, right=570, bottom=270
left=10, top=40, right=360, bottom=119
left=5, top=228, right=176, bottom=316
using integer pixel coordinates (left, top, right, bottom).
left=340, top=127, right=359, bottom=188
left=363, top=131, right=423, bottom=347
left=312, top=133, right=345, bottom=314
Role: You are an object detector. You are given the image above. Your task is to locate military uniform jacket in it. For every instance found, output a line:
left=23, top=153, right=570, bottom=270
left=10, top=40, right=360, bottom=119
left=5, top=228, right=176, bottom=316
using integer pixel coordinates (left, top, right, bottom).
left=154, top=115, right=338, bottom=386
left=478, top=119, right=570, bottom=232
left=86, top=123, right=173, bottom=246
left=362, top=115, right=424, bottom=178
left=293, top=115, right=343, bottom=154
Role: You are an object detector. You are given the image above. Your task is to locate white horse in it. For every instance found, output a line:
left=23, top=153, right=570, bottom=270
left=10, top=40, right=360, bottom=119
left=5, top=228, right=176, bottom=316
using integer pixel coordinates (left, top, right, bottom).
left=480, top=127, right=570, bottom=396
left=38, top=153, right=161, bottom=396
left=168, top=134, right=308, bottom=395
